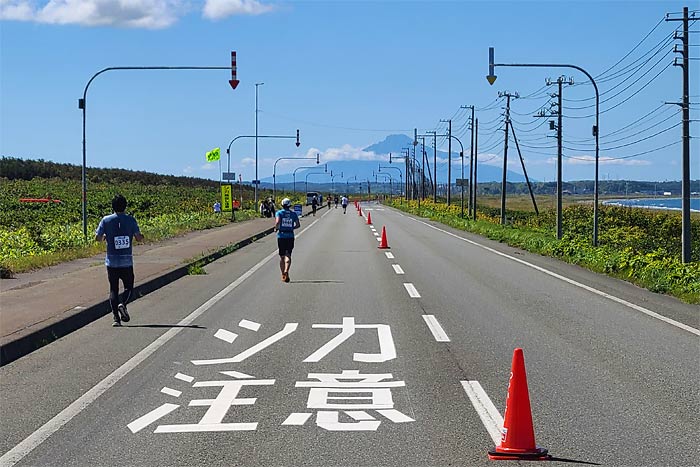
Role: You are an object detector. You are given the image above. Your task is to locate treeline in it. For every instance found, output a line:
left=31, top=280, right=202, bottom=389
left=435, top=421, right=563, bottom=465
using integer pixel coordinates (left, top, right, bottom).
left=0, top=157, right=223, bottom=188
left=476, top=180, right=699, bottom=196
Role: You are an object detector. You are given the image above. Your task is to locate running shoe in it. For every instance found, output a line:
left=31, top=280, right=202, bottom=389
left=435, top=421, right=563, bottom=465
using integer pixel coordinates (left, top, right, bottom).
left=117, top=303, right=130, bottom=323
left=112, top=319, right=121, bottom=327
left=281, top=273, right=287, bottom=282
left=284, top=273, right=290, bottom=283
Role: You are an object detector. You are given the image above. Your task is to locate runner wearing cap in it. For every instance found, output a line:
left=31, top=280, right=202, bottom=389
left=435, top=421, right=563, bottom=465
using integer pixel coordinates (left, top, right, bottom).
left=274, top=198, right=301, bottom=282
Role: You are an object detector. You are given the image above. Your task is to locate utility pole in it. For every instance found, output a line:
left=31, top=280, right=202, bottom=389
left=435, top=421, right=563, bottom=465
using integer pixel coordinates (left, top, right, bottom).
left=537, top=76, right=573, bottom=239
left=461, top=105, right=475, bottom=218
left=473, top=118, right=479, bottom=221
left=499, top=91, right=518, bottom=225
left=667, top=6, right=693, bottom=263
left=425, top=131, right=438, bottom=202
left=439, top=119, right=453, bottom=205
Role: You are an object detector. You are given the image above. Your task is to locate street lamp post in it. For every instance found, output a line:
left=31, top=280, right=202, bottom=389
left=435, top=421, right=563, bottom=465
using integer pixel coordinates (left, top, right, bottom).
left=228, top=130, right=300, bottom=201
left=331, top=172, right=344, bottom=193
left=254, top=82, right=264, bottom=206
left=78, top=64, right=234, bottom=240
left=444, top=135, right=465, bottom=217
left=273, top=153, right=318, bottom=204
left=346, top=175, right=357, bottom=194
left=487, top=47, right=600, bottom=245
left=294, top=163, right=326, bottom=193
left=306, top=170, right=330, bottom=193
left=378, top=164, right=402, bottom=197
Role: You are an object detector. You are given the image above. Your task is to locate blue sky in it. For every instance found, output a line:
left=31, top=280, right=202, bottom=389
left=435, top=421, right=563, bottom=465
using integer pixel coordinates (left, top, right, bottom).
left=1, top=0, right=698, bottom=183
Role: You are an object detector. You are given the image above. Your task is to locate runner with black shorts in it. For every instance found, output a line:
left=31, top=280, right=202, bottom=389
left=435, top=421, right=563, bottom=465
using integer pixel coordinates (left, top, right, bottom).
left=95, top=194, right=144, bottom=326
left=274, top=198, right=301, bottom=282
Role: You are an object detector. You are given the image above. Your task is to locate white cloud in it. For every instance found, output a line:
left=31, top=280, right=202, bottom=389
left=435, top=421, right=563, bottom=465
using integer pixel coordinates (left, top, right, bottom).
left=201, top=163, right=217, bottom=171
left=241, top=157, right=255, bottom=166
left=566, top=154, right=652, bottom=166
left=183, top=165, right=194, bottom=174
left=306, top=145, right=385, bottom=162
left=1, top=0, right=185, bottom=28
left=0, top=0, right=33, bottom=20
left=202, top=0, right=272, bottom=20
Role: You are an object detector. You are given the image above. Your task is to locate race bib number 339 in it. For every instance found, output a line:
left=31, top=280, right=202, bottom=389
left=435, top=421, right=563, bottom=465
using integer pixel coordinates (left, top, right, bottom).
left=114, top=235, right=130, bottom=249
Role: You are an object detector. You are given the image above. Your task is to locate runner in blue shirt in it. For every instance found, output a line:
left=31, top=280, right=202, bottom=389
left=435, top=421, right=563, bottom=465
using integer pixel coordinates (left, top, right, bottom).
left=274, top=198, right=301, bottom=283
left=95, top=194, right=144, bottom=326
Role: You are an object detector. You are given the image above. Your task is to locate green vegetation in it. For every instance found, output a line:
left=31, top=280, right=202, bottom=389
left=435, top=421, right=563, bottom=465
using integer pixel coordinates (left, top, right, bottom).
left=388, top=198, right=700, bottom=304
left=0, top=158, right=273, bottom=277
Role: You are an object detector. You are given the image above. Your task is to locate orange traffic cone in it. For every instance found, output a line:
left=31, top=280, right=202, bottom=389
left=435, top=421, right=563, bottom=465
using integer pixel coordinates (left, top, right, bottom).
left=366, top=212, right=372, bottom=225
left=488, top=348, right=548, bottom=460
left=378, top=226, right=389, bottom=249
left=358, top=207, right=363, bottom=216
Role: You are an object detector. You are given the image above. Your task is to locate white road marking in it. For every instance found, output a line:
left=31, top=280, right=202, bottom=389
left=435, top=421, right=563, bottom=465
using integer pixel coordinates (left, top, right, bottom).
left=126, top=403, right=179, bottom=434
left=346, top=411, right=375, bottom=421
left=409, top=217, right=700, bottom=337
left=376, top=409, right=415, bottom=423
left=214, top=329, right=237, bottom=343
left=385, top=252, right=395, bottom=259
left=160, top=387, right=182, bottom=398
left=174, top=373, right=194, bottom=383
left=281, top=413, right=312, bottom=425
left=403, top=283, right=421, bottom=298
left=238, top=319, right=260, bottom=332
left=376, top=237, right=382, bottom=241
left=0, top=219, right=323, bottom=467
left=155, top=423, right=258, bottom=432
left=461, top=381, right=503, bottom=445
left=392, top=264, right=405, bottom=274
left=374, top=232, right=380, bottom=236
left=220, top=370, right=254, bottom=379
left=422, top=315, right=450, bottom=342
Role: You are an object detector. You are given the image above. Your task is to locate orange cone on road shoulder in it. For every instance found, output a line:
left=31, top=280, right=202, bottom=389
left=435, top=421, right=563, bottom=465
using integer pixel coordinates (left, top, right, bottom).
left=358, top=207, right=363, bottom=216
left=366, top=212, right=372, bottom=225
left=488, top=348, right=548, bottom=461
left=378, top=226, right=390, bottom=249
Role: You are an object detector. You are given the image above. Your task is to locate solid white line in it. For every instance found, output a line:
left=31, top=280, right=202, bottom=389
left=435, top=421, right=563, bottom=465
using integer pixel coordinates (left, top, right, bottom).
left=126, top=403, right=179, bottom=434
left=422, top=315, right=450, bottom=342
left=385, top=252, right=395, bottom=259
left=392, top=264, right=405, bottom=275
left=238, top=319, right=260, bottom=332
left=403, top=283, right=421, bottom=298
left=409, top=217, right=700, bottom=337
left=0, top=219, right=322, bottom=467
left=213, top=328, right=237, bottom=343
left=461, top=381, right=503, bottom=445
left=160, top=387, right=182, bottom=398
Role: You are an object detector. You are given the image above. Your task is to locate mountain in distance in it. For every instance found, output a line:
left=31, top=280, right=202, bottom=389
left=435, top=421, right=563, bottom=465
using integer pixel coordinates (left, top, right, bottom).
left=263, top=134, right=527, bottom=189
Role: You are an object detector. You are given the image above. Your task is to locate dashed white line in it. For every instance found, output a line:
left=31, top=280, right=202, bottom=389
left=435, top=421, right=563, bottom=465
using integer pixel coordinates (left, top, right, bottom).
left=214, top=329, right=237, bottom=343
left=461, top=381, right=503, bottom=445
left=409, top=217, right=700, bottom=337
left=392, top=264, right=405, bottom=275
left=422, top=315, right=450, bottom=342
left=174, top=373, right=194, bottom=383
left=160, top=387, right=182, bottom=398
left=238, top=319, right=260, bottom=332
left=385, top=252, right=395, bottom=259
left=403, top=283, right=421, bottom=298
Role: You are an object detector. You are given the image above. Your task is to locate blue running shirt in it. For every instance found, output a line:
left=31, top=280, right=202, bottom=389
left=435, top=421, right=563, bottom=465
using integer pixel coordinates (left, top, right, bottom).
left=276, top=209, right=298, bottom=239
left=95, top=213, right=141, bottom=267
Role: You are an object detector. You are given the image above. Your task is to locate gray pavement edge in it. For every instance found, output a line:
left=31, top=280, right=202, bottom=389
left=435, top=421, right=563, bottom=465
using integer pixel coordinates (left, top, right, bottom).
left=0, top=222, right=284, bottom=366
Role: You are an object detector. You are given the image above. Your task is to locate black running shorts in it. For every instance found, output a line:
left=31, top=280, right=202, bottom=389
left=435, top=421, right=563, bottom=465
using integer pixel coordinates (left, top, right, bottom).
left=278, top=237, right=295, bottom=257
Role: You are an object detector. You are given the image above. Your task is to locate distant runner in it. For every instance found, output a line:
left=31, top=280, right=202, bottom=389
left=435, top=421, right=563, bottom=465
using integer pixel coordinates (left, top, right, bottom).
left=341, top=195, right=349, bottom=214
left=274, top=198, right=301, bottom=283
left=311, top=194, right=318, bottom=216
left=95, top=194, right=144, bottom=327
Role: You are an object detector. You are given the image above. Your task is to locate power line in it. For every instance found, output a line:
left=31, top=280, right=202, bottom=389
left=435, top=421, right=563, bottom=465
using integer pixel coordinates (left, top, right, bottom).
left=563, top=140, right=681, bottom=161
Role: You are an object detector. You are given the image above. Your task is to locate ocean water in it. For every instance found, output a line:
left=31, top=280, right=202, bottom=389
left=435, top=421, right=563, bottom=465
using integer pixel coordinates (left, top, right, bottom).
left=603, top=197, right=700, bottom=212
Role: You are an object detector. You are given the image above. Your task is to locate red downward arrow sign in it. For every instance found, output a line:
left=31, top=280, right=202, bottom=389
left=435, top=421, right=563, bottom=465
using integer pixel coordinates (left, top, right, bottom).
left=229, top=79, right=240, bottom=90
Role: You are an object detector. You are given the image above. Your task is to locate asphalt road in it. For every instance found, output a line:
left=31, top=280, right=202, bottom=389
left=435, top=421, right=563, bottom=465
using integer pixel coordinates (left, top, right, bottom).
left=1, top=202, right=698, bottom=467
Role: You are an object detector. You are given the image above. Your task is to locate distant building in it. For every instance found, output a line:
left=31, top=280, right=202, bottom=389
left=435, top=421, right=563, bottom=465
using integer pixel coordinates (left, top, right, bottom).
left=663, top=192, right=672, bottom=196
